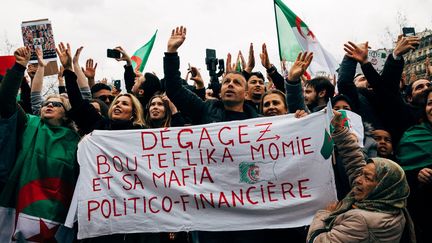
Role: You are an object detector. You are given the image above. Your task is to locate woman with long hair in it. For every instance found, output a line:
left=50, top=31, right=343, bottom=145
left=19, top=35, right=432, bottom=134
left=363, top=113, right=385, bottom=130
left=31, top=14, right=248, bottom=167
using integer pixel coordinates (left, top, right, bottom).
left=55, top=43, right=145, bottom=135
left=145, top=94, right=185, bottom=128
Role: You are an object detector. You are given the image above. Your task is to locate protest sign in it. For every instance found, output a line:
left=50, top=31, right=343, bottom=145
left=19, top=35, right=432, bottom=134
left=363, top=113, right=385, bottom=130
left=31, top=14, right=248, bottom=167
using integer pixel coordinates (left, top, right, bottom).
left=67, top=111, right=337, bottom=239
left=21, top=19, right=58, bottom=76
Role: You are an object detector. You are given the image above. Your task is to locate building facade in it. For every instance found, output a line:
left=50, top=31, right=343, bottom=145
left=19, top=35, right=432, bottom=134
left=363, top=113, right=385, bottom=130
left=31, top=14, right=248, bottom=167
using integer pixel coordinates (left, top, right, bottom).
left=403, top=29, right=432, bottom=82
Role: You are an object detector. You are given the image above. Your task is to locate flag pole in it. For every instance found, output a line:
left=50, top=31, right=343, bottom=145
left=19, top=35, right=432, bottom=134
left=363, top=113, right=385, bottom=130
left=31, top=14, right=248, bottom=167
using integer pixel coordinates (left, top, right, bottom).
left=273, top=0, right=283, bottom=62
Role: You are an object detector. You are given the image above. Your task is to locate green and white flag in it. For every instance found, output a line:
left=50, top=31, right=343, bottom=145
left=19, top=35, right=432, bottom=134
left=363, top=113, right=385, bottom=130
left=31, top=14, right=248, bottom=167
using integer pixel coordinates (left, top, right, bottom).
left=131, top=30, right=158, bottom=73
left=273, top=0, right=338, bottom=77
left=239, top=161, right=276, bottom=184
left=0, top=115, right=79, bottom=243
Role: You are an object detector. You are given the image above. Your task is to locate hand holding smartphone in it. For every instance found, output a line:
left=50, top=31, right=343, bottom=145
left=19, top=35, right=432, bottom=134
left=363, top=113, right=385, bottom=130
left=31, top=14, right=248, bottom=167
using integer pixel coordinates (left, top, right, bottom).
left=402, top=27, right=416, bottom=37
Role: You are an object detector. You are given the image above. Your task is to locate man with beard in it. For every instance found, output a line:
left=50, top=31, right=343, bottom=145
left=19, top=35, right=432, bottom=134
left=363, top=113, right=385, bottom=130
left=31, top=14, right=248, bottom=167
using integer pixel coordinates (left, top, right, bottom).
left=303, top=77, right=335, bottom=112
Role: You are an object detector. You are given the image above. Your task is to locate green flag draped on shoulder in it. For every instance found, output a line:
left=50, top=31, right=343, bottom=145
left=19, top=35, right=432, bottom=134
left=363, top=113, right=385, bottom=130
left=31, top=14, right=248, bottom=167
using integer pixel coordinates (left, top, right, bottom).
left=273, top=0, right=338, bottom=77
left=0, top=114, right=80, bottom=242
left=131, top=30, right=158, bottom=73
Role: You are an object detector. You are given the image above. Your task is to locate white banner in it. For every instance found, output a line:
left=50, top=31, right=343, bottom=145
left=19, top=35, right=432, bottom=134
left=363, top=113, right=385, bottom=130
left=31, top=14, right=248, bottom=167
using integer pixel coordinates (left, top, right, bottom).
left=68, top=111, right=337, bottom=239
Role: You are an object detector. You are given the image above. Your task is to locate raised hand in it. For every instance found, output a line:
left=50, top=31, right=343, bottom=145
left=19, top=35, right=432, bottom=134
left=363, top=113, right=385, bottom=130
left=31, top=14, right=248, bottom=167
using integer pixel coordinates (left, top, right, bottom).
left=167, top=26, right=186, bottom=53
left=238, top=51, right=246, bottom=71
left=189, top=66, right=204, bottom=89
left=56, top=42, right=72, bottom=70
left=331, top=110, right=344, bottom=131
left=287, top=51, right=313, bottom=81
left=36, top=48, right=47, bottom=67
left=100, top=77, right=108, bottom=84
left=245, top=43, right=255, bottom=73
left=344, top=41, right=369, bottom=64
left=14, top=47, right=31, bottom=67
left=73, top=46, right=84, bottom=65
left=114, top=46, right=132, bottom=65
left=260, top=43, right=272, bottom=70
left=58, top=65, right=65, bottom=85
left=162, top=95, right=178, bottom=114
left=83, top=58, right=97, bottom=79
left=226, top=53, right=234, bottom=73
left=393, top=35, right=420, bottom=57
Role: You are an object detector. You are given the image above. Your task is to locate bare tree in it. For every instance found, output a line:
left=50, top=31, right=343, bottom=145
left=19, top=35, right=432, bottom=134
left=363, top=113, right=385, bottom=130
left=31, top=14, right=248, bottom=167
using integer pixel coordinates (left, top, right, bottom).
left=1, top=31, right=17, bottom=55
left=380, top=11, right=409, bottom=48
left=41, top=76, right=59, bottom=97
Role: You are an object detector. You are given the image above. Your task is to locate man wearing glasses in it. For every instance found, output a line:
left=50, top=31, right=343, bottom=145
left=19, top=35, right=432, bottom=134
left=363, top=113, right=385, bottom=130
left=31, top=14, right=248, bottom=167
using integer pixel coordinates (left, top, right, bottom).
left=91, top=83, right=114, bottom=106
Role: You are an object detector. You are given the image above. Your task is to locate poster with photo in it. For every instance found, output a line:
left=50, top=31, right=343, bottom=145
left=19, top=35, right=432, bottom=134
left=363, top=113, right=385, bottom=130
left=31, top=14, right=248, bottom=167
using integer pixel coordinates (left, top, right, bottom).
left=21, top=19, right=57, bottom=63
left=21, top=19, right=58, bottom=75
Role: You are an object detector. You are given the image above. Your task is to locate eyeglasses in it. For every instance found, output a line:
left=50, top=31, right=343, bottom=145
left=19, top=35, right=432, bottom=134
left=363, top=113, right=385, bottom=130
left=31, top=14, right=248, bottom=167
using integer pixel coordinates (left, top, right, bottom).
left=97, top=95, right=115, bottom=102
left=42, top=101, right=65, bottom=109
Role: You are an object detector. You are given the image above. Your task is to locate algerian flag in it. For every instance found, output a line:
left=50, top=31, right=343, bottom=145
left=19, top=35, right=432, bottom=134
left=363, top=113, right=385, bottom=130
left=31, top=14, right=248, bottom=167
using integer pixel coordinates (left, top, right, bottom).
left=0, top=114, right=80, bottom=243
left=239, top=161, right=276, bottom=184
left=131, top=30, right=158, bottom=72
left=273, top=0, right=338, bottom=77
left=320, top=101, right=334, bottom=160
left=338, top=110, right=364, bottom=147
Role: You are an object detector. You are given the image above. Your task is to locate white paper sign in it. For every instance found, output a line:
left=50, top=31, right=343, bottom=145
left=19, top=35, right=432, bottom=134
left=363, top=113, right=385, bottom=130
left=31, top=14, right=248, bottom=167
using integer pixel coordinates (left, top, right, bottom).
left=68, top=111, right=337, bottom=239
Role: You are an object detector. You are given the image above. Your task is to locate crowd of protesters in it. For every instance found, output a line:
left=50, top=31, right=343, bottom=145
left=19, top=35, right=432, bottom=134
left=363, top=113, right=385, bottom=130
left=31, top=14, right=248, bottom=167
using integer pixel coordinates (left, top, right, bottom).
left=0, top=25, right=431, bottom=243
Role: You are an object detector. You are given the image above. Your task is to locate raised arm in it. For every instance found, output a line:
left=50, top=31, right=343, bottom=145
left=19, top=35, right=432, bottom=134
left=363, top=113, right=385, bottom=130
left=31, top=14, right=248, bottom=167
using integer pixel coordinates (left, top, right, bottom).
left=259, top=43, right=285, bottom=93
left=0, top=47, right=30, bottom=118
left=19, top=76, right=32, bottom=114
left=189, top=66, right=206, bottom=100
left=244, top=43, right=255, bottom=74
left=164, top=26, right=205, bottom=123
left=382, top=35, right=420, bottom=88
left=114, top=46, right=135, bottom=93
left=331, top=111, right=366, bottom=186
left=30, top=48, right=46, bottom=114
left=57, top=42, right=103, bottom=133
left=337, top=41, right=369, bottom=113
left=57, top=66, right=67, bottom=94
left=285, top=52, right=313, bottom=113
left=82, top=57, right=97, bottom=88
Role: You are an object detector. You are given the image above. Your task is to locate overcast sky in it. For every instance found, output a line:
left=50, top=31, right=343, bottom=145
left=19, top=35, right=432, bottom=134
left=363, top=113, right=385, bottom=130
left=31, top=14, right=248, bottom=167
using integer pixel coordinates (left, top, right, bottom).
left=1, top=0, right=431, bottom=83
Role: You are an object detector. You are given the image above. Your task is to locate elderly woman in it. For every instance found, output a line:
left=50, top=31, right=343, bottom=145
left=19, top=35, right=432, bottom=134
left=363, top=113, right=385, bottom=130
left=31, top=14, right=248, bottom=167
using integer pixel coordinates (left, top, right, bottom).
left=397, top=86, right=432, bottom=243
left=0, top=47, right=80, bottom=241
left=307, top=111, right=415, bottom=243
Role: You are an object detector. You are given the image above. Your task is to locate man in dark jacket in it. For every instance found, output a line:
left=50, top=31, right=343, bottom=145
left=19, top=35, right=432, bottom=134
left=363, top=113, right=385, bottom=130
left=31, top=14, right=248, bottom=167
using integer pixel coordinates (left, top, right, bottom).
left=164, top=26, right=261, bottom=243
left=164, top=26, right=259, bottom=125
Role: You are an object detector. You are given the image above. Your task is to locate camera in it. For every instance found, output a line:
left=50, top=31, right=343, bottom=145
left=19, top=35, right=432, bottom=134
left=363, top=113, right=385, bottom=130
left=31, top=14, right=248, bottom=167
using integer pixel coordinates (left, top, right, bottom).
left=113, top=80, right=121, bottom=90
left=205, top=49, right=224, bottom=98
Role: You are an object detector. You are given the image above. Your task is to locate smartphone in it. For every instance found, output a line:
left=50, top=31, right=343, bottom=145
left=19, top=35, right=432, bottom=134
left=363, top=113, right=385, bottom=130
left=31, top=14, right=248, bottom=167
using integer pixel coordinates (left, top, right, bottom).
left=402, top=27, right=416, bottom=37
left=188, top=63, right=197, bottom=77
left=107, top=49, right=121, bottom=59
left=114, top=80, right=121, bottom=89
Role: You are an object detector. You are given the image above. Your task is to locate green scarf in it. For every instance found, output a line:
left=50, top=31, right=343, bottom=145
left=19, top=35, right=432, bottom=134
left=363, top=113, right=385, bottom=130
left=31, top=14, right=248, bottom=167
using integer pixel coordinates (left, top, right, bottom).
left=0, top=114, right=80, bottom=222
left=397, top=122, right=432, bottom=171
left=323, top=158, right=415, bottom=242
